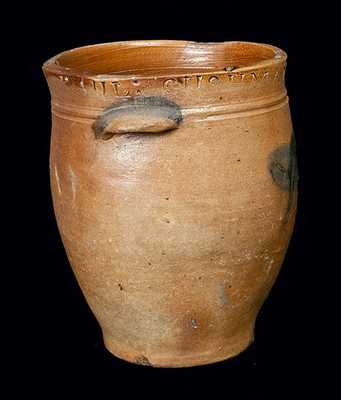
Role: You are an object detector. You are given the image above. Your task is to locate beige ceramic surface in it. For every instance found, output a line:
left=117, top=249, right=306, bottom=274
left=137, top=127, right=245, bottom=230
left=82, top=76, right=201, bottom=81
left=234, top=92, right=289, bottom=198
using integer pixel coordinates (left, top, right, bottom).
left=43, top=41, right=298, bottom=367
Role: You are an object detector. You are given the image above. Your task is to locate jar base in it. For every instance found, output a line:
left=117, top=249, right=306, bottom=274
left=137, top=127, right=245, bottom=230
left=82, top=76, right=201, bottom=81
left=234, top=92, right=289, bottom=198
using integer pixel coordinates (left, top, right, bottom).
left=103, top=328, right=254, bottom=368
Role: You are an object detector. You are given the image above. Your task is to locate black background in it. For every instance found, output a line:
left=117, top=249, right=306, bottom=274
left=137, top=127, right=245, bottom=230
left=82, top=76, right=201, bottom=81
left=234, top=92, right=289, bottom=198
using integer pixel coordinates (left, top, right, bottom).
left=22, top=2, right=333, bottom=398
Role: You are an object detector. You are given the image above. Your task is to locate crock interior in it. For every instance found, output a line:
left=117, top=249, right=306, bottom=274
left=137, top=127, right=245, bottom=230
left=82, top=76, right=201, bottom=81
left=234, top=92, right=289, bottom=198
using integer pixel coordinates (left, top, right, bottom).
left=55, top=41, right=283, bottom=77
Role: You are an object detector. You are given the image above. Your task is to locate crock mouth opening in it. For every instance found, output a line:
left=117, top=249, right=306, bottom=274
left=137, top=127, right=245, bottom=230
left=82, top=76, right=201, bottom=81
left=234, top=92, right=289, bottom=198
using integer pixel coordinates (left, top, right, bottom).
left=43, top=40, right=287, bottom=80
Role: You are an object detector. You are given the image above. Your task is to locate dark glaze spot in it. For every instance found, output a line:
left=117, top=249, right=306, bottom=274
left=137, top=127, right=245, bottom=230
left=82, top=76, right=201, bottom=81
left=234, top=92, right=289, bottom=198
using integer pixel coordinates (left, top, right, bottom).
left=268, top=131, right=299, bottom=222
left=118, top=283, right=123, bottom=291
left=93, top=96, right=183, bottom=139
left=135, top=355, right=152, bottom=366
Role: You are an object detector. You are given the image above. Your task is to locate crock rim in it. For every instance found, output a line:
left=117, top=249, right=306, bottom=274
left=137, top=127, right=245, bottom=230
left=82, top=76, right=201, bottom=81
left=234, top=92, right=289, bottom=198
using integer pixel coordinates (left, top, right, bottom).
left=42, top=40, right=287, bottom=81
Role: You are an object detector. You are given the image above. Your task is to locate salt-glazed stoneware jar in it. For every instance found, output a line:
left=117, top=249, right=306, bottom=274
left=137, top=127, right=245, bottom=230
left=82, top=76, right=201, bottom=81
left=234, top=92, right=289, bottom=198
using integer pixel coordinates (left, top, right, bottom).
left=43, top=41, right=298, bottom=367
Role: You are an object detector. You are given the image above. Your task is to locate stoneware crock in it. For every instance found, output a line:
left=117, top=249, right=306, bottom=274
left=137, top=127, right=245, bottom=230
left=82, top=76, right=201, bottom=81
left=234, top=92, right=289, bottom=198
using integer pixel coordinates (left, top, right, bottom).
left=43, top=40, right=298, bottom=367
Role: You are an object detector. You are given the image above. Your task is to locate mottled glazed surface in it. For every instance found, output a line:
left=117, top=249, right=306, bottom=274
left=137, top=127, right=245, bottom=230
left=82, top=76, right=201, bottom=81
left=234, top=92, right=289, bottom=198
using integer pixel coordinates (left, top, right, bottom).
left=44, top=41, right=297, bottom=367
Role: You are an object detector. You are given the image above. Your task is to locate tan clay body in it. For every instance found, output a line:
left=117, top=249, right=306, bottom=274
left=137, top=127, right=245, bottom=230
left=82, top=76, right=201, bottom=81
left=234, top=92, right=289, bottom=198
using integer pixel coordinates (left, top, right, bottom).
left=43, top=41, right=298, bottom=367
